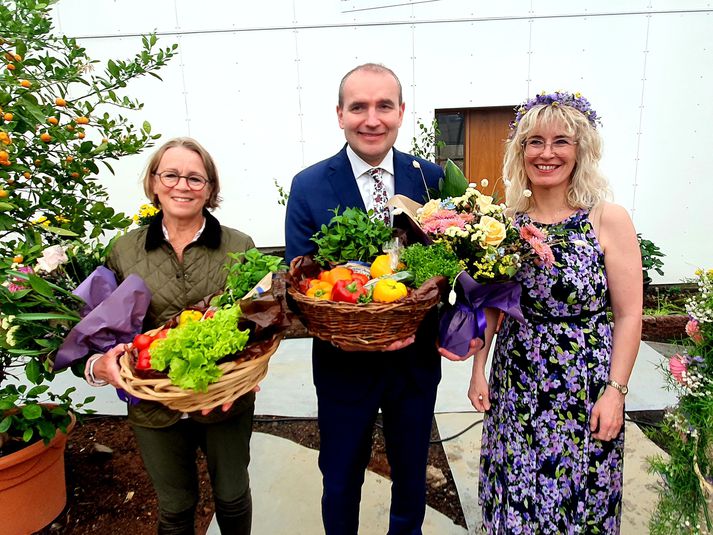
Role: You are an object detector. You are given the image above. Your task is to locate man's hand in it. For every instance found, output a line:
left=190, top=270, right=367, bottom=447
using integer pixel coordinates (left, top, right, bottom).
left=383, top=335, right=416, bottom=352
left=438, top=338, right=484, bottom=361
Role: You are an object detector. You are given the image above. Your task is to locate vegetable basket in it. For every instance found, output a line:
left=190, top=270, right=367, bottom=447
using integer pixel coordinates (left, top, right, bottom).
left=288, top=256, right=445, bottom=352
left=117, top=272, right=291, bottom=412
left=118, top=332, right=283, bottom=413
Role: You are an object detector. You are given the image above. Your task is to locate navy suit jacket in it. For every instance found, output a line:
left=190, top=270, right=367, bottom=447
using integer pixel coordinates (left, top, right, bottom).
left=284, top=145, right=445, bottom=400
left=285, top=145, right=442, bottom=263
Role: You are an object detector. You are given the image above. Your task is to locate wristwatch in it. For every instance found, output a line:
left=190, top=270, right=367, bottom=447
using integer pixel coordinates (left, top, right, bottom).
left=607, top=379, right=629, bottom=395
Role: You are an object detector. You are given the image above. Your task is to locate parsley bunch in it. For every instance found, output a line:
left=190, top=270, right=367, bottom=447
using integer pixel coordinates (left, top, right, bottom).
left=400, top=242, right=462, bottom=287
left=213, top=248, right=286, bottom=307
left=312, top=207, right=393, bottom=265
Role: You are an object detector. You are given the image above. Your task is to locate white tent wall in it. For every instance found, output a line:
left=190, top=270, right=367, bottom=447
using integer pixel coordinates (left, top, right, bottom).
left=51, top=1, right=712, bottom=283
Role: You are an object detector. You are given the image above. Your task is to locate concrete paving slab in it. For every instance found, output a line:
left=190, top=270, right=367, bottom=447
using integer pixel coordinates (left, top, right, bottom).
left=435, top=413, right=666, bottom=535
left=206, top=432, right=468, bottom=535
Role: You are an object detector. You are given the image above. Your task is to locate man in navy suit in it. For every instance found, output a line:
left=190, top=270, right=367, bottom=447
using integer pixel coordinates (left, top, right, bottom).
left=284, top=63, right=445, bottom=534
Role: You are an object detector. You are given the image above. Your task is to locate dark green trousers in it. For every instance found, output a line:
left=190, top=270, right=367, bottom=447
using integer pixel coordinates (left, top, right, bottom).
left=132, top=400, right=254, bottom=535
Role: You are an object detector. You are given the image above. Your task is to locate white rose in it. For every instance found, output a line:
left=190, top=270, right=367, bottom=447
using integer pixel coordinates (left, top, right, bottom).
left=36, top=245, right=69, bottom=273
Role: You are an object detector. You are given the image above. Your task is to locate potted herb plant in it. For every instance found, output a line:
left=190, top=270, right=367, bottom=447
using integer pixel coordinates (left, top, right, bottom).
left=638, top=233, right=666, bottom=288
left=0, top=1, right=176, bottom=532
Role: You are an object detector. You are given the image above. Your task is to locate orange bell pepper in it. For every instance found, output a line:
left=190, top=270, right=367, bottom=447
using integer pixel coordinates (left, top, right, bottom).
left=306, top=280, right=333, bottom=300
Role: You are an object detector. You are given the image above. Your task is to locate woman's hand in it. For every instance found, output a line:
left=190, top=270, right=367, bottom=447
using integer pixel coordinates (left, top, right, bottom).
left=384, top=335, right=416, bottom=351
left=199, top=385, right=261, bottom=416
left=438, top=338, right=484, bottom=361
left=468, top=369, right=491, bottom=412
left=590, top=387, right=625, bottom=441
left=89, top=344, right=126, bottom=388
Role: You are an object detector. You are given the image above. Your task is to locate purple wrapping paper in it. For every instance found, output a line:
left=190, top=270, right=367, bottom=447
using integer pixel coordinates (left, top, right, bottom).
left=439, top=272, right=525, bottom=357
left=54, top=267, right=151, bottom=405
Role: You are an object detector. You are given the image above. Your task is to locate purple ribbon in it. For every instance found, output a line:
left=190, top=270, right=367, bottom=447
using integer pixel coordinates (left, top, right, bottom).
left=439, top=272, right=525, bottom=357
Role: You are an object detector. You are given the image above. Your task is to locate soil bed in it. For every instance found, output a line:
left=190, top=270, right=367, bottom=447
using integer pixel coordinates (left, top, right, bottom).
left=34, top=414, right=466, bottom=534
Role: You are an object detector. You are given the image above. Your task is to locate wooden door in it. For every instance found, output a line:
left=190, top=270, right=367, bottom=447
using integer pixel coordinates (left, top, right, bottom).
left=465, top=107, right=512, bottom=203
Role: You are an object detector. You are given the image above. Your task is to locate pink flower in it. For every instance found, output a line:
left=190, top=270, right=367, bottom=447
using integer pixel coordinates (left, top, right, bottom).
left=530, top=238, right=555, bottom=268
left=520, top=223, right=546, bottom=242
left=686, top=319, right=704, bottom=344
left=668, top=353, right=688, bottom=385
left=421, top=209, right=474, bottom=234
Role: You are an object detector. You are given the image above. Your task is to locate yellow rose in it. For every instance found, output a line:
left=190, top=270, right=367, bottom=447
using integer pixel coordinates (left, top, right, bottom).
left=418, top=199, right=441, bottom=220
left=476, top=194, right=494, bottom=213
left=479, top=216, right=506, bottom=247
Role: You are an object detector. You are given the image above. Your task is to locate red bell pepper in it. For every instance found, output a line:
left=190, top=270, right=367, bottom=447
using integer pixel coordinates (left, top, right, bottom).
left=331, top=279, right=368, bottom=303
left=351, top=272, right=369, bottom=285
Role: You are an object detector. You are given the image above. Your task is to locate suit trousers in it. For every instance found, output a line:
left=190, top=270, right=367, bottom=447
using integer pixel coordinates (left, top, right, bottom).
left=314, top=342, right=440, bottom=535
left=131, top=400, right=254, bottom=535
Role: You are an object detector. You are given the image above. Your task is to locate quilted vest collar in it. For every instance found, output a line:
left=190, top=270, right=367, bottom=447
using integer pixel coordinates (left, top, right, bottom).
left=145, top=209, right=222, bottom=251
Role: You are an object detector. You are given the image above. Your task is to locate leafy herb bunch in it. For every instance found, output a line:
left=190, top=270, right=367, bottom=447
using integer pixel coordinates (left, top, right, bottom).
left=312, top=207, right=393, bottom=265
left=213, top=248, right=286, bottom=308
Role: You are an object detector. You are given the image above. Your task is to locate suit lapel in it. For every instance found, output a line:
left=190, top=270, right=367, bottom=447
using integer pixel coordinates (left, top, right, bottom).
left=393, top=149, right=429, bottom=204
left=326, top=146, right=366, bottom=212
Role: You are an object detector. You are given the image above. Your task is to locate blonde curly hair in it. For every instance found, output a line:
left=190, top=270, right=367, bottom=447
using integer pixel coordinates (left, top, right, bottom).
left=504, top=103, right=611, bottom=215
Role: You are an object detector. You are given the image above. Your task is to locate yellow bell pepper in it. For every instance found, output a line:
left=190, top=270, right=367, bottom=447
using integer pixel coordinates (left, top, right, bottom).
left=372, top=279, right=408, bottom=303
left=179, top=309, right=203, bottom=326
left=370, top=254, right=405, bottom=279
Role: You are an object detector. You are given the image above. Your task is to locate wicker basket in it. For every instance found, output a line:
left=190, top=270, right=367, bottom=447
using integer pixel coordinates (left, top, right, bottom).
left=287, top=277, right=443, bottom=351
left=118, top=334, right=282, bottom=412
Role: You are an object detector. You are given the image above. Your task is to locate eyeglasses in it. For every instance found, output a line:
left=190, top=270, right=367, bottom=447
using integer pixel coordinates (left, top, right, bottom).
left=155, top=171, right=210, bottom=191
left=522, top=138, right=578, bottom=156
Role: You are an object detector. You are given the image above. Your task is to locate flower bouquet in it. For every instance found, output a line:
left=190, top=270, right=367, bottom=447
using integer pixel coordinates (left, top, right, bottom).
left=388, top=160, right=558, bottom=355
left=650, top=269, right=713, bottom=533
left=287, top=207, right=446, bottom=351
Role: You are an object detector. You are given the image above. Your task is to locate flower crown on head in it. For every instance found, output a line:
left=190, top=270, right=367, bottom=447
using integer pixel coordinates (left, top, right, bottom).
left=509, top=91, right=602, bottom=134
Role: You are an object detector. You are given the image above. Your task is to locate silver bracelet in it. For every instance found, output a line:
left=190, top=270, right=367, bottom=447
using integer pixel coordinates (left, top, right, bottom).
left=85, top=353, right=108, bottom=387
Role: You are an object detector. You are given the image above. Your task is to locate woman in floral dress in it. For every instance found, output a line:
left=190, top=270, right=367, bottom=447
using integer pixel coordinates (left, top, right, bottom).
left=468, top=93, right=643, bottom=534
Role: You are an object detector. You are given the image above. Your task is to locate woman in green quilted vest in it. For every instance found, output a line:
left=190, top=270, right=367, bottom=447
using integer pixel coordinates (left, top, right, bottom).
left=86, top=137, right=257, bottom=534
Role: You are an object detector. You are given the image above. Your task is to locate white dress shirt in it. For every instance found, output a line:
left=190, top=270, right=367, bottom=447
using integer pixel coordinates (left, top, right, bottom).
left=346, top=146, right=395, bottom=215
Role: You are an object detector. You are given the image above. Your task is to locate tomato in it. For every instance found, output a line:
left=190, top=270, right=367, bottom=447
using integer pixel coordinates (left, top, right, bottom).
left=132, top=333, right=153, bottom=351
left=136, top=348, right=152, bottom=370
left=153, top=329, right=169, bottom=340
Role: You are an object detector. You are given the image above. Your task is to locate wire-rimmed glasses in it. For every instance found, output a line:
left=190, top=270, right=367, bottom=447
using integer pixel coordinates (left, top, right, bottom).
left=522, top=138, right=578, bottom=157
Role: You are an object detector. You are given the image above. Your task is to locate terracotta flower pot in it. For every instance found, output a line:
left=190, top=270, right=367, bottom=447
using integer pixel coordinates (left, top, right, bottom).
left=0, top=412, right=76, bottom=535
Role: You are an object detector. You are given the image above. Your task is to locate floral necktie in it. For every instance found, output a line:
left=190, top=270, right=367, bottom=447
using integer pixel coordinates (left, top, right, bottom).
left=369, top=167, right=390, bottom=225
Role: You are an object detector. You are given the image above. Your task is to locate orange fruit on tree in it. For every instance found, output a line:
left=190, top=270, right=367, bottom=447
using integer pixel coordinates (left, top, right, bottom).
left=0, top=150, right=8, bottom=161
left=6, top=64, right=15, bottom=71
left=34, top=158, right=42, bottom=166
left=0, top=189, right=8, bottom=198
left=70, top=172, right=79, bottom=178
left=13, top=53, right=22, bottom=62
left=40, top=132, right=51, bottom=142
left=47, top=117, right=58, bottom=125
left=76, top=116, right=89, bottom=124
left=77, top=131, right=85, bottom=139
left=23, top=171, right=31, bottom=179
left=3, top=113, right=12, bottom=121
left=0, top=160, right=10, bottom=167
left=66, top=155, right=74, bottom=162
left=19, top=79, right=30, bottom=88
left=55, top=97, right=67, bottom=106
left=12, top=255, right=23, bottom=263
left=66, top=124, right=74, bottom=131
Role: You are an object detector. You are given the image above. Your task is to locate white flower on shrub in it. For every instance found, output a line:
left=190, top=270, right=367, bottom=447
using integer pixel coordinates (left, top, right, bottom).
left=36, top=245, right=68, bottom=273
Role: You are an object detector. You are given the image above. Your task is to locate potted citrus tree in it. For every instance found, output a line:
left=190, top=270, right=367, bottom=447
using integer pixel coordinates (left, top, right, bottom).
left=0, top=1, right=176, bottom=532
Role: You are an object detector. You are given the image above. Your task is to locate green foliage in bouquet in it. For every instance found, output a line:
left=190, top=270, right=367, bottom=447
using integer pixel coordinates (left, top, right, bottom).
left=649, top=269, right=713, bottom=534
left=312, top=207, right=393, bottom=265
left=438, top=159, right=469, bottom=198
left=0, top=0, right=176, bottom=447
left=148, top=305, right=250, bottom=392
